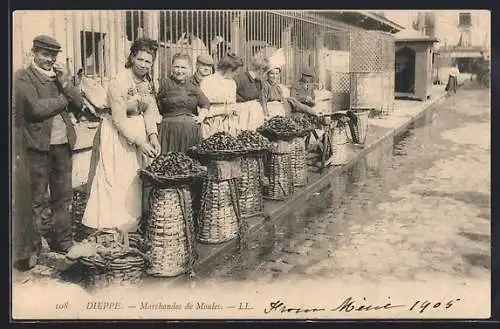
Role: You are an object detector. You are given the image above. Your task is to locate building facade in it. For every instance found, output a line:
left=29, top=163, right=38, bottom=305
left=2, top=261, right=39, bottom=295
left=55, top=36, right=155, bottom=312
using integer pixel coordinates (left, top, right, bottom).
left=384, top=10, right=490, bottom=72
left=12, top=10, right=402, bottom=89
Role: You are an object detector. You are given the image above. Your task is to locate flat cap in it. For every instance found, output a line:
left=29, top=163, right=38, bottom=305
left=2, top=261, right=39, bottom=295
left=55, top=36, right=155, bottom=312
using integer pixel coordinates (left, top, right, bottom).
left=301, top=67, right=315, bottom=77
left=197, top=54, right=215, bottom=66
left=33, top=35, right=62, bottom=52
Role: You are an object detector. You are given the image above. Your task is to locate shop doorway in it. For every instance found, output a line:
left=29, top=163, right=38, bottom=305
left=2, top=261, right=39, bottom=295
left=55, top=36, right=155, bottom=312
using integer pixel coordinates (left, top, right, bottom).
left=395, top=47, right=416, bottom=94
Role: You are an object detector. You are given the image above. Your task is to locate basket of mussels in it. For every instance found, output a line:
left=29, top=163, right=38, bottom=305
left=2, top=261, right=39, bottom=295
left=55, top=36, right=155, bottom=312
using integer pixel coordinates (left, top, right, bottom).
left=139, top=152, right=207, bottom=187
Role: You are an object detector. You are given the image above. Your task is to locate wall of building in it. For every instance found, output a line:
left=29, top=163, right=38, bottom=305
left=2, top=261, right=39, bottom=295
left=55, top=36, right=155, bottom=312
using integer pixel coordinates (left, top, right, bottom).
left=13, top=10, right=370, bottom=88
left=433, top=11, right=489, bottom=49
left=382, top=10, right=490, bottom=52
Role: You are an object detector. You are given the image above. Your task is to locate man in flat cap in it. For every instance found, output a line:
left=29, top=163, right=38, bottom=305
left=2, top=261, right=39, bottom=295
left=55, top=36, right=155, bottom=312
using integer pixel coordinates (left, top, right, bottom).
left=13, top=35, right=83, bottom=260
left=189, top=53, right=214, bottom=86
left=290, top=67, right=317, bottom=107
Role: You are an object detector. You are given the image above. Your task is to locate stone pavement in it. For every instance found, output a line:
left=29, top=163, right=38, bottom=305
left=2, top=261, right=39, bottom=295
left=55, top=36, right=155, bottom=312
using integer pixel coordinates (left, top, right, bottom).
left=199, top=82, right=490, bottom=289
left=13, top=83, right=451, bottom=291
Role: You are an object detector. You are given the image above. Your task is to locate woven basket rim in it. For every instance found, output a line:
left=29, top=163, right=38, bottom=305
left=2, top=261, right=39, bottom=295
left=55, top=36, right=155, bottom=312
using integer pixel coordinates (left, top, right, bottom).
left=242, top=147, right=271, bottom=155
left=257, top=127, right=311, bottom=141
left=139, top=168, right=207, bottom=186
left=189, top=146, right=249, bottom=157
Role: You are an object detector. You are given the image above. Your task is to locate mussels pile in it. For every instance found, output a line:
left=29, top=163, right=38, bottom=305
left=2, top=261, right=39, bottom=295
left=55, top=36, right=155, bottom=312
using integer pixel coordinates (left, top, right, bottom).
left=146, top=152, right=205, bottom=177
left=198, top=131, right=245, bottom=151
left=237, top=130, right=271, bottom=151
left=258, top=116, right=303, bottom=141
left=291, top=112, right=318, bottom=131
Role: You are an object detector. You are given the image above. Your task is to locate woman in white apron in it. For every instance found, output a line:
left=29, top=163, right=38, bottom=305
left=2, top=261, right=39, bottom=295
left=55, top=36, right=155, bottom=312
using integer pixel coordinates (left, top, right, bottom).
left=82, top=38, right=161, bottom=233
left=198, top=53, right=244, bottom=138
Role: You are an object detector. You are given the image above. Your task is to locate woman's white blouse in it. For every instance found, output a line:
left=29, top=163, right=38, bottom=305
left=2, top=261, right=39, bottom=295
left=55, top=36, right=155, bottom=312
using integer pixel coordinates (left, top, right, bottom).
left=199, top=72, right=237, bottom=104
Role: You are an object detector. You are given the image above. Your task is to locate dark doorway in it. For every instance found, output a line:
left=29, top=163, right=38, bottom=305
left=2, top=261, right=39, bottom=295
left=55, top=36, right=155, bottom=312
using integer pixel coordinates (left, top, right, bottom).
left=395, top=47, right=416, bottom=93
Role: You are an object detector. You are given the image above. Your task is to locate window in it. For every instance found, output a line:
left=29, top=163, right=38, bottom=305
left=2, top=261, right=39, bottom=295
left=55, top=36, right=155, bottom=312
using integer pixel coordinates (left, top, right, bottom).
left=126, top=10, right=145, bottom=41
left=80, top=31, right=106, bottom=77
left=457, top=30, right=472, bottom=47
left=459, top=13, right=472, bottom=27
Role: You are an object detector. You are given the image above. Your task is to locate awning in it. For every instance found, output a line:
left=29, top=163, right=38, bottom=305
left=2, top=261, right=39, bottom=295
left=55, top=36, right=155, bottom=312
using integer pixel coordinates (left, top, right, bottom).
left=442, top=51, right=483, bottom=58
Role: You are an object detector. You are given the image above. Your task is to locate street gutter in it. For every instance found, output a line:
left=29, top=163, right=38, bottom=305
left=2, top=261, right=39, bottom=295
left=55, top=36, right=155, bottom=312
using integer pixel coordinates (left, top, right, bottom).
left=187, top=91, right=448, bottom=278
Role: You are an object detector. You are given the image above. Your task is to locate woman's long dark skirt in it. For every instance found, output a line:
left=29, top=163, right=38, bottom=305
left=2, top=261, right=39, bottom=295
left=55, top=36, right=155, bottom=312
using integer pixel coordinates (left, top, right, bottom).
left=156, top=115, right=203, bottom=232
left=158, top=115, right=201, bottom=154
left=445, top=75, right=458, bottom=94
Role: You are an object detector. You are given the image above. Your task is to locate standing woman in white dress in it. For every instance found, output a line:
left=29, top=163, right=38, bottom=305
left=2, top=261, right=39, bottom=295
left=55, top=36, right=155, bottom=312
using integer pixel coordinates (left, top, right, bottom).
left=82, top=38, right=161, bottom=233
left=198, top=53, right=244, bottom=138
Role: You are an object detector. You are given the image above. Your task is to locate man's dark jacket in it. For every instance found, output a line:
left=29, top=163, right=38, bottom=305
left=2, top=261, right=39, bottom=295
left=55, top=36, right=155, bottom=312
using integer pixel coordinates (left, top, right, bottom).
left=13, top=66, right=83, bottom=151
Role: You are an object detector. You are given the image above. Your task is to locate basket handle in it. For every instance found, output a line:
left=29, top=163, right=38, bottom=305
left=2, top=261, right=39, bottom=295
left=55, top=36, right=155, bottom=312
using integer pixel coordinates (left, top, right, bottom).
left=123, top=231, right=130, bottom=248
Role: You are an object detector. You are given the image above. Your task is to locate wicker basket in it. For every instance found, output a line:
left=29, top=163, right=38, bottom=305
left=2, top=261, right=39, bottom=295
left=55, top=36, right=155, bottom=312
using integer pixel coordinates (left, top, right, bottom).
left=204, top=158, right=242, bottom=181
left=80, top=258, right=109, bottom=289
left=263, top=150, right=294, bottom=201
left=80, top=232, right=147, bottom=289
left=291, top=137, right=308, bottom=187
left=145, top=187, right=196, bottom=277
left=330, top=122, right=350, bottom=165
left=238, top=154, right=265, bottom=219
left=107, top=256, right=146, bottom=285
left=198, top=178, right=244, bottom=244
left=347, top=110, right=370, bottom=145
left=80, top=254, right=145, bottom=289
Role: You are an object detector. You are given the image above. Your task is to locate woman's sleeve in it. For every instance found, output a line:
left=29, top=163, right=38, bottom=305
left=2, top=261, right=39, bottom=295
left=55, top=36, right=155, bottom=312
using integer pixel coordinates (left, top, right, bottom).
left=281, top=85, right=291, bottom=99
left=157, top=78, right=170, bottom=112
left=197, top=81, right=211, bottom=109
left=290, top=82, right=299, bottom=99
left=107, top=80, right=144, bottom=145
left=260, top=82, right=269, bottom=116
left=144, top=92, right=162, bottom=137
left=261, top=81, right=271, bottom=104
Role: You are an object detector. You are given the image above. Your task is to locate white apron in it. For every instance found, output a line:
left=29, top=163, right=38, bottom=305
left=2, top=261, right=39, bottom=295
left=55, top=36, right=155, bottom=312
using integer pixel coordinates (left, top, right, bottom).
left=82, top=114, right=148, bottom=233
left=267, top=101, right=288, bottom=118
left=201, top=104, right=239, bottom=138
left=237, top=100, right=266, bottom=132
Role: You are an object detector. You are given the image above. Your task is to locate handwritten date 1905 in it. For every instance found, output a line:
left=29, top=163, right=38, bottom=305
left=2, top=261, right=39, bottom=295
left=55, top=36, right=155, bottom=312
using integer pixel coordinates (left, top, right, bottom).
left=409, top=299, right=461, bottom=314
left=264, top=297, right=461, bottom=315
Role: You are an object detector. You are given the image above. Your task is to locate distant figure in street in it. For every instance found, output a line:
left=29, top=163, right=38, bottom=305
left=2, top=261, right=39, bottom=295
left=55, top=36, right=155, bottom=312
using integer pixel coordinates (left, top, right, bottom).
left=188, top=54, right=214, bottom=87
left=445, top=66, right=459, bottom=96
left=13, top=35, right=83, bottom=264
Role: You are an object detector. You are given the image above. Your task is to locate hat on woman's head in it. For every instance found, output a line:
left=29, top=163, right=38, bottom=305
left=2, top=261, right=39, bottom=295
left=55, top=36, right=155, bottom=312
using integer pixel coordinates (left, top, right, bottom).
left=197, top=54, right=215, bottom=66
left=267, top=48, right=286, bottom=73
left=32, top=35, right=62, bottom=52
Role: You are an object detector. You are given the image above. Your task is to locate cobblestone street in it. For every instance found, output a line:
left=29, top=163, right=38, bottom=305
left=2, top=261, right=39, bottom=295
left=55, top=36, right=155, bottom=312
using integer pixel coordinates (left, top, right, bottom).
left=11, top=83, right=491, bottom=319
left=199, top=83, right=490, bottom=287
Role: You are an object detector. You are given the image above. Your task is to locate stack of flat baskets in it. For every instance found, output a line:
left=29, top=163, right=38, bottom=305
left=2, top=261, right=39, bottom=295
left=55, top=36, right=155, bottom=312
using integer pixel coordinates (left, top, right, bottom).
left=190, top=148, right=247, bottom=245
left=139, top=168, right=204, bottom=277
left=79, top=229, right=148, bottom=289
